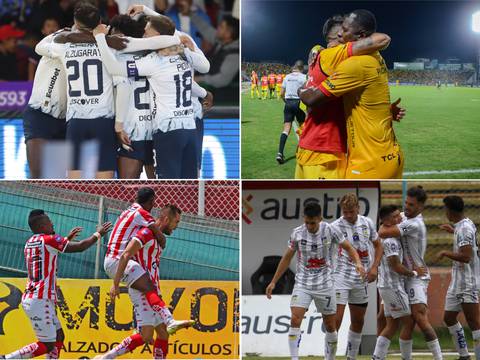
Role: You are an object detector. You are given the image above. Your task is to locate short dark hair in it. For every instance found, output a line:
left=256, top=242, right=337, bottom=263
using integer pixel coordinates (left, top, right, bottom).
left=136, top=187, right=155, bottom=204
left=322, top=14, right=344, bottom=42
left=293, top=60, right=304, bottom=71
left=379, top=204, right=398, bottom=221
left=222, top=15, right=239, bottom=40
left=304, top=202, right=321, bottom=217
left=163, top=204, right=182, bottom=217
left=110, top=15, right=145, bottom=38
left=74, top=3, right=101, bottom=30
left=28, top=209, right=47, bottom=232
left=147, top=15, right=176, bottom=35
left=407, top=185, right=427, bottom=204
left=443, top=196, right=464, bottom=213
left=348, top=9, right=376, bottom=36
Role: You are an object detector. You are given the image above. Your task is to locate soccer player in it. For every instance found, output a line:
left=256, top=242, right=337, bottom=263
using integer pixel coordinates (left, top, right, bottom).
left=265, top=202, right=365, bottom=360
left=260, top=74, right=269, bottom=99
left=436, top=195, right=480, bottom=360
left=299, top=10, right=404, bottom=179
left=268, top=72, right=276, bottom=99
left=331, top=193, right=383, bottom=360
left=24, top=28, right=67, bottom=179
left=93, top=17, right=200, bottom=179
left=275, top=72, right=283, bottom=99
left=378, top=186, right=443, bottom=360
left=373, top=205, right=427, bottom=360
left=276, top=61, right=306, bottom=165
left=1, top=210, right=111, bottom=359
left=102, top=205, right=186, bottom=359
left=104, top=187, right=192, bottom=334
left=251, top=70, right=260, bottom=99
left=34, top=4, right=117, bottom=179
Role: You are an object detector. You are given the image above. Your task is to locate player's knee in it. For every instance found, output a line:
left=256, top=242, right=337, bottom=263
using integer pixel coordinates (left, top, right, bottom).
left=443, top=312, right=457, bottom=326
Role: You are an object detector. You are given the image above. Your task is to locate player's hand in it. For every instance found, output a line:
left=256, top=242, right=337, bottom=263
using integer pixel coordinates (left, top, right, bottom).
left=439, top=224, right=454, bottom=234
left=97, top=222, right=113, bottom=236
left=67, top=227, right=82, bottom=240
left=116, top=130, right=132, bottom=147
left=266, top=282, right=275, bottom=299
left=126, top=4, right=145, bottom=17
left=366, top=266, right=378, bottom=283
left=434, top=250, right=448, bottom=263
left=106, top=35, right=129, bottom=50
left=355, top=263, right=366, bottom=279
left=180, top=35, right=195, bottom=51
left=110, top=284, right=121, bottom=302
left=413, top=265, right=428, bottom=277
left=391, top=98, right=406, bottom=122
left=202, top=91, right=214, bottom=113
left=93, top=24, right=109, bottom=37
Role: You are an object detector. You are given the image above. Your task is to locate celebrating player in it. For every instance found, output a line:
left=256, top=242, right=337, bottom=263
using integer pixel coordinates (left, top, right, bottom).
left=268, top=71, right=276, bottom=99
left=436, top=196, right=480, bottom=360
left=251, top=70, right=260, bottom=99
left=373, top=205, right=427, bottom=360
left=331, top=193, right=382, bottom=360
left=265, top=202, right=365, bottom=360
left=276, top=61, right=306, bottom=165
left=260, top=74, right=268, bottom=100
left=1, top=210, right=111, bottom=359
left=102, top=205, right=188, bottom=359
left=275, top=72, right=283, bottom=99
left=378, top=186, right=443, bottom=360
left=104, top=187, right=192, bottom=334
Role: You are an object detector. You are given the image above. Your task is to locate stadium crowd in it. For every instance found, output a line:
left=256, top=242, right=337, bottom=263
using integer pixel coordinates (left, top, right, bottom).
left=0, top=0, right=239, bottom=103
left=242, top=61, right=291, bottom=81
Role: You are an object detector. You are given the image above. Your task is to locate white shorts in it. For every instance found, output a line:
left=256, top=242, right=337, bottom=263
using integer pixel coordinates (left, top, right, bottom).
left=22, top=298, right=62, bottom=343
left=379, top=288, right=411, bottom=319
left=405, top=278, right=429, bottom=305
left=445, top=290, right=479, bottom=312
left=290, top=287, right=336, bottom=315
left=104, top=256, right=145, bottom=287
left=335, top=286, right=369, bottom=305
left=129, top=288, right=164, bottom=328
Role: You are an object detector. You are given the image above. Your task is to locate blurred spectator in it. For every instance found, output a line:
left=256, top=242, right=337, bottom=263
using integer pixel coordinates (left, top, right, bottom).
left=193, top=14, right=239, bottom=105
left=16, top=31, right=40, bottom=80
left=0, top=24, right=25, bottom=81
left=27, top=17, right=59, bottom=80
left=167, top=0, right=212, bottom=49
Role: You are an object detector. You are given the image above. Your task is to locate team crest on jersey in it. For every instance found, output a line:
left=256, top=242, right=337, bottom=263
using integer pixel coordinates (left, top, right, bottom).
left=55, top=235, right=62, bottom=243
left=353, top=233, right=360, bottom=242
left=300, top=239, right=307, bottom=245
left=311, top=244, right=317, bottom=251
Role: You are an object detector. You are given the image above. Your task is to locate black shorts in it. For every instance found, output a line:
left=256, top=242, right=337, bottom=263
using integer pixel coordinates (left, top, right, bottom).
left=195, top=118, right=204, bottom=169
left=117, top=140, right=154, bottom=165
left=284, top=99, right=305, bottom=123
left=23, top=106, right=66, bottom=142
left=153, top=128, right=198, bottom=179
left=66, top=117, right=117, bottom=171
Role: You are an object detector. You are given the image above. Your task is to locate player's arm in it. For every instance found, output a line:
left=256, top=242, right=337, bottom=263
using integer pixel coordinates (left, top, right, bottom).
left=35, top=33, right=64, bottom=58
left=387, top=254, right=427, bottom=277
left=436, top=245, right=472, bottom=263
left=121, top=34, right=181, bottom=53
left=64, top=222, right=112, bottom=253
left=54, top=31, right=129, bottom=51
left=180, top=34, right=210, bottom=73
left=114, top=81, right=132, bottom=148
left=377, top=224, right=401, bottom=239
left=280, top=87, right=286, bottom=102
left=148, top=223, right=166, bottom=249
left=265, top=247, right=296, bottom=299
left=340, top=240, right=366, bottom=279
left=110, top=238, right=143, bottom=300
left=351, top=33, right=391, bottom=55
left=366, top=238, right=383, bottom=282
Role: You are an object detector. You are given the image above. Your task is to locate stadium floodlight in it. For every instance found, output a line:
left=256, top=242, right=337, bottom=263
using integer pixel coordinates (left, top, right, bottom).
left=473, top=11, right=480, bottom=33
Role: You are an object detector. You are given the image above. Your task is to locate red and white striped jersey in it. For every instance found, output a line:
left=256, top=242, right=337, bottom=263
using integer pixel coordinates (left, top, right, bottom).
left=23, top=233, right=69, bottom=301
left=132, top=227, right=162, bottom=291
left=106, top=203, right=155, bottom=259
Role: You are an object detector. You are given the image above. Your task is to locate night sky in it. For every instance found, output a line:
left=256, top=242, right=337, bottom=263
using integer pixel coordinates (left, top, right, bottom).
left=242, top=0, right=480, bottom=67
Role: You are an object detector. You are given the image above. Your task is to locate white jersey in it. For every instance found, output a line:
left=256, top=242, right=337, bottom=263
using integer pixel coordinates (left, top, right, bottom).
left=332, top=215, right=377, bottom=287
left=397, top=213, right=430, bottom=280
left=378, top=237, right=405, bottom=289
left=130, top=53, right=195, bottom=132
left=28, top=56, right=67, bottom=119
left=288, top=222, right=345, bottom=291
left=36, top=39, right=115, bottom=120
left=115, top=52, right=153, bottom=141
left=282, top=71, right=306, bottom=99
left=448, top=218, right=480, bottom=294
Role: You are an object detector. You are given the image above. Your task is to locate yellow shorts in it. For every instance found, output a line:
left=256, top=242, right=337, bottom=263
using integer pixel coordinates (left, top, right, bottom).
left=276, top=85, right=282, bottom=91
left=262, top=86, right=268, bottom=91
left=251, top=84, right=258, bottom=89
left=295, top=148, right=347, bottom=179
left=345, top=148, right=404, bottom=179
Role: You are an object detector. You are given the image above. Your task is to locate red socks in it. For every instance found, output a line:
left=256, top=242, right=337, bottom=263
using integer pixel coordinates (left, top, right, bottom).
left=32, top=342, right=49, bottom=357
left=127, top=333, right=145, bottom=351
left=145, top=291, right=166, bottom=311
left=153, top=338, right=168, bottom=359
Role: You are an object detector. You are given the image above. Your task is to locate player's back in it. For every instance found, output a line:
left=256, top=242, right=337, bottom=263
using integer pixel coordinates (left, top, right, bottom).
left=133, top=227, right=162, bottom=290
left=60, top=42, right=114, bottom=120
left=399, top=212, right=430, bottom=280
left=378, top=237, right=404, bottom=289
left=283, top=72, right=306, bottom=99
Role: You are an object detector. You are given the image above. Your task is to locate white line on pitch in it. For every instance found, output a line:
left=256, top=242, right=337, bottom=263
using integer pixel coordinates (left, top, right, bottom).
left=404, top=169, right=480, bottom=175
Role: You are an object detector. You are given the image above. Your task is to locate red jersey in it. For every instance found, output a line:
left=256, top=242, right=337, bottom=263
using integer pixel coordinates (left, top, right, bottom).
left=23, top=233, right=69, bottom=301
left=299, top=44, right=353, bottom=153
left=133, top=227, right=162, bottom=291
left=106, top=203, right=155, bottom=259
left=276, top=74, right=283, bottom=85
left=261, top=76, right=268, bottom=86
left=268, top=73, right=276, bottom=85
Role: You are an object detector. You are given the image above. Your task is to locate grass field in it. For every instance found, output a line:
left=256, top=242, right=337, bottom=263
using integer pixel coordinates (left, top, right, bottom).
left=241, top=86, right=480, bottom=179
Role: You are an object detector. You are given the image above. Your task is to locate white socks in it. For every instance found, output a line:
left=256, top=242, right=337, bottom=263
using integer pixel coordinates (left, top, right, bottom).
left=372, top=335, right=391, bottom=360
left=448, top=322, right=469, bottom=357
left=346, top=330, right=362, bottom=359
left=399, top=339, right=412, bottom=360
left=324, top=331, right=337, bottom=360
left=426, top=338, right=443, bottom=360
left=472, top=329, right=480, bottom=360
left=288, top=327, right=301, bottom=360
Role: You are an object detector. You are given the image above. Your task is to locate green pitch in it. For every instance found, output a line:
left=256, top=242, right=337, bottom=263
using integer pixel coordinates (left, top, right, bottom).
left=241, top=86, right=480, bottom=179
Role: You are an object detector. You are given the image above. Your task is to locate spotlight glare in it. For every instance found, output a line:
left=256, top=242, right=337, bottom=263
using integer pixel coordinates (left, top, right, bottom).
left=473, top=11, right=480, bottom=33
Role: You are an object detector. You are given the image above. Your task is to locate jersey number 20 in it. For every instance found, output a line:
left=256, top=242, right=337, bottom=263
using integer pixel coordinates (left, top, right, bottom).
left=66, top=59, right=103, bottom=97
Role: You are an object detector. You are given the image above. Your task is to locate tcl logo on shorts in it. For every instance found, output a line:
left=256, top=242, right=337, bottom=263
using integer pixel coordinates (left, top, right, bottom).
left=381, top=153, right=397, bottom=162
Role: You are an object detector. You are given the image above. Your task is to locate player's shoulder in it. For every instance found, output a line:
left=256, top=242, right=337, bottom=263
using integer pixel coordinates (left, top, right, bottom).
left=291, top=224, right=306, bottom=236
left=360, top=215, right=374, bottom=226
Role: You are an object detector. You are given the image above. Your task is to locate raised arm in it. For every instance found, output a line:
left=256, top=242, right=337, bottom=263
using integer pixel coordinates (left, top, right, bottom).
left=94, top=32, right=129, bottom=76
left=436, top=245, right=473, bottom=264
left=122, top=34, right=181, bottom=53
left=265, top=247, right=295, bottom=299
left=378, top=224, right=401, bottom=239
left=181, top=35, right=210, bottom=73
left=35, top=33, right=64, bottom=58
left=64, top=222, right=112, bottom=253
left=351, top=33, right=391, bottom=55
